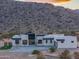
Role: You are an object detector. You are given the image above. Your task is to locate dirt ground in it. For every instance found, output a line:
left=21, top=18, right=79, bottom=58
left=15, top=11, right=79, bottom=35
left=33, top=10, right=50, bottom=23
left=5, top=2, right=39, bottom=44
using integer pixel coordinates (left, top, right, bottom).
left=0, top=52, right=36, bottom=59
left=0, top=48, right=79, bottom=59
left=0, top=52, right=59, bottom=59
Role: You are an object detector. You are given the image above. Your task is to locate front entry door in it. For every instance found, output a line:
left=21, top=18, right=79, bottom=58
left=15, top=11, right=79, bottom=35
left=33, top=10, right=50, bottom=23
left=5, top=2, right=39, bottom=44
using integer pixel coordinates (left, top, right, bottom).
left=29, top=39, right=35, bottom=45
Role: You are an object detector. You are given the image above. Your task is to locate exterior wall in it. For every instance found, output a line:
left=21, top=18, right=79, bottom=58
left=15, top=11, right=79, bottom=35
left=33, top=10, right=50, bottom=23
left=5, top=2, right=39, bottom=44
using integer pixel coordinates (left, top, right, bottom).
left=12, top=40, right=16, bottom=46
left=12, top=35, right=21, bottom=46
left=12, top=34, right=29, bottom=46
left=77, top=42, right=79, bottom=48
left=20, top=34, right=29, bottom=46
left=54, top=36, right=64, bottom=48
left=12, top=34, right=78, bottom=48
left=12, top=40, right=22, bottom=46
left=36, top=36, right=44, bottom=46
left=12, top=35, right=21, bottom=38
left=0, top=40, right=4, bottom=47
left=43, top=35, right=54, bottom=46
left=43, top=40, right=54, bottom=46
left=20, top=40, right=29, bottom=46
left=57, top=36, right=77, bottom=48
left=42, top=34, right=77, bottom=48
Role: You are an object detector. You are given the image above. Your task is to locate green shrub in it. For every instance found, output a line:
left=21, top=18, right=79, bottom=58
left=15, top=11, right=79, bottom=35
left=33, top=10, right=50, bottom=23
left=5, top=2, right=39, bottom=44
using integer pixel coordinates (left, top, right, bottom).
left=36, top=53, right=45, bottom=59
left=49, top=47, right=56, bottom=53
left=32, top=50, right=40, bottom=54
left=0, top=43, right=12, bottom=50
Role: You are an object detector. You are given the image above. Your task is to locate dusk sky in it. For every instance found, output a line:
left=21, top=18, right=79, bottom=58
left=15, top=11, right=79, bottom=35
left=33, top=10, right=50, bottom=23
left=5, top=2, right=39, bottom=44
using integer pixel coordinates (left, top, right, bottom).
left=56, top=0, right=79, bottom=9
left=15, top=0, right=79, bottom=9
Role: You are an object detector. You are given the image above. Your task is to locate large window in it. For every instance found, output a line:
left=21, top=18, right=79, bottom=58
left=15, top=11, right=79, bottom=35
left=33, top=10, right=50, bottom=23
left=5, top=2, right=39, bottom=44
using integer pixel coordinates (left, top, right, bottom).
left=28, top=34, right=35, bottom=39
left=38, top=40, right=42, bottom=44
left=29, top=40, right=35, bottom=45
left=56, top=39, right=64, bottom=43
left=22, top=40, right=27, bottom=45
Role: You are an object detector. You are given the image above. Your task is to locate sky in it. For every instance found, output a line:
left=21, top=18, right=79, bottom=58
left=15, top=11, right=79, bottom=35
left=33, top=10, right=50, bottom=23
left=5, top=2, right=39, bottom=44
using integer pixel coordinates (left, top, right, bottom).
left=15, top=0, right=79, bottom=9
left=56, top=0, right=79, bottom=10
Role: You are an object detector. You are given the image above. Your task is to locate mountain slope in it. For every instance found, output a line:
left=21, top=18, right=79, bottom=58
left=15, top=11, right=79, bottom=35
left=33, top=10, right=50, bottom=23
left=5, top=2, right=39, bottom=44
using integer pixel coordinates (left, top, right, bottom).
left=74, top=9, right=79, bottom=14
left=0, top=0, right=79, bottom=34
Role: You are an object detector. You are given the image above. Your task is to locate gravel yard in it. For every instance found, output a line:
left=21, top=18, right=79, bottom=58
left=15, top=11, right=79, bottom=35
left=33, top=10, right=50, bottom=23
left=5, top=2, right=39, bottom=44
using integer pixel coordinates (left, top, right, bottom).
left=0, top=47, right=79, bottom=59
left=0, top=52, right=59, bottom=59
left=0, top=52, right=36, bottom=59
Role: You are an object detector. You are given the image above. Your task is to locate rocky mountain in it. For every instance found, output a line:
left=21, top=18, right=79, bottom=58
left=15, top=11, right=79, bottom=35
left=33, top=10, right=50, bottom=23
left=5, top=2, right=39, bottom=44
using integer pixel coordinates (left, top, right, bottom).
left=74, top=9, right=79, bottom=14
left=0, top=0, right=79, bottom=34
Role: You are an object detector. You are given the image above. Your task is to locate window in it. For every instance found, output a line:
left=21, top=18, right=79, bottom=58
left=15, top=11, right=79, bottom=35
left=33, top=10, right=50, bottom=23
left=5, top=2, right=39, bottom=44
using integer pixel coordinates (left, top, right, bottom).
left=22, top=40, right=27, bottom=45
left=56, top=39, right=64, bottom=43
left=29, top=40, right=35, bottom=45
left=71, top=41, right=74, bottom=43
left=50, top=40, right=52, bottom=43
left=15, top=40, right=19, bottom=44
left=61, top=41, right=64, bottom=43
left=28, top=34, right=35, bottom=39
left=38, top=40, right=42, bottom=44
left=46, top=40, right=48, bottom=43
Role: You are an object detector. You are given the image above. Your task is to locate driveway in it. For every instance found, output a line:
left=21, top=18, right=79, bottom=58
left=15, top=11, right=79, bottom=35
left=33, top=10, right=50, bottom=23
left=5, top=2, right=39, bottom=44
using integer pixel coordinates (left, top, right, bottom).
left=9, top=46, right=50, bottom=53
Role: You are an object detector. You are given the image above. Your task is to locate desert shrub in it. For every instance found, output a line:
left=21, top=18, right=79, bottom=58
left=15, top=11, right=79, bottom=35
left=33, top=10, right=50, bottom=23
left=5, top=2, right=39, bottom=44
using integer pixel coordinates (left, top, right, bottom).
left=49, top=47, right=56, bottom=53
left=59, top=49, right=71, bottom=59
left=36, top=53, right=45, bottom=59
left=32, top=50, right=40, bottom=54
left=74, top=52, right=79, bottom=59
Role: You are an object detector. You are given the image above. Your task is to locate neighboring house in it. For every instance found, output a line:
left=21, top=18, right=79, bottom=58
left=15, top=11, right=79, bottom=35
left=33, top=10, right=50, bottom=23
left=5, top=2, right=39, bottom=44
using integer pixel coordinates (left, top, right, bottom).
left=11, top=33, right=77, bottom=48
left=3, top=38, right=12, bottom=46
left=0, top=38, right=12, bottom=47
left=0, top=40, right=4, bottom=47
left=3, top=38, right=12, bottom=44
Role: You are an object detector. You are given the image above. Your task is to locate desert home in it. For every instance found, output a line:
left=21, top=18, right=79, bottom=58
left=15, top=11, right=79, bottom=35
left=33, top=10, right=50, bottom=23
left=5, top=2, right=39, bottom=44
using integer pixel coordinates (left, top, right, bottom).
left=0, top=32, right=78, bottom=49
left=11, top=33, right=77, bottom=48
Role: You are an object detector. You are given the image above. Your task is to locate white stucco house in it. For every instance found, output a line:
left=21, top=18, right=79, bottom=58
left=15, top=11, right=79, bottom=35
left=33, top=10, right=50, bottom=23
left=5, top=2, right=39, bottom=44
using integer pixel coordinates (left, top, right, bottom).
left=42, top=34, right=77, bottom=48
left=12, top=34, right=29, bottom=46
left=11, top=33, right=78, bottom=48
left=12, top=33, right=35, bottom=46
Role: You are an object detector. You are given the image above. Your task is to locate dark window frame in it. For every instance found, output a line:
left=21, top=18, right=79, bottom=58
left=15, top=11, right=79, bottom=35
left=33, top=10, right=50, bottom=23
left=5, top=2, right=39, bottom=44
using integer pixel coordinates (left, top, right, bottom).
left=56, top=39, right=64, bottom=43
left=38, top=40, right=42, bottom=44
left=46, top=40, right=48, bottom=43
left=61, top=41, right=64, bottom=43
left=15, top=40, right=20, bottom=44
left=22, top=40, right=27, bottom=45
left=71, top=41, right=74, bottom=43
left=50, top=40, right=52, bottom=43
